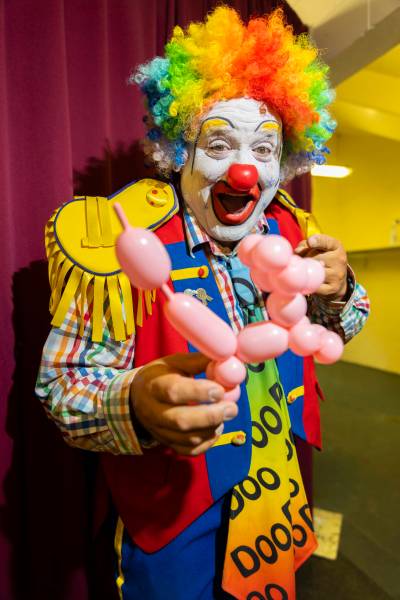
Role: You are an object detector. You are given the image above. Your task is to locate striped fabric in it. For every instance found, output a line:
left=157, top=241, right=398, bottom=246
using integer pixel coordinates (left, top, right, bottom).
left=36, top=285, right=140, bottom=454
left=36, top=207, right=370, bottom=455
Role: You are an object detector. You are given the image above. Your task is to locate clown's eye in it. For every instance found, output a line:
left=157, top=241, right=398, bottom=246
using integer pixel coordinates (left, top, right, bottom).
left=206, top=140, right=231, bottom=157
left=253, top=144, right=273, bottom=158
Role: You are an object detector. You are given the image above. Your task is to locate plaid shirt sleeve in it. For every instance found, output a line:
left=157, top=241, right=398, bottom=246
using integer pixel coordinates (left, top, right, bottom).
left=307, top=269, right=370, bottom=343
left=35, top=284, right=142, bottom=455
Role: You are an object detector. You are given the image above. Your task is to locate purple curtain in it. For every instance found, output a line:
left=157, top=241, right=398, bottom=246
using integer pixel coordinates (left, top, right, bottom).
left=0, top=2, right=309, bottom=598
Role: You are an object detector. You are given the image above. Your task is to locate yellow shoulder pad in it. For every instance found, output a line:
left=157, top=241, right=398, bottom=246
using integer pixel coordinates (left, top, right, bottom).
left=45, top=178, right=178, bottom=342
left=275, top=188, right=321, bottom=239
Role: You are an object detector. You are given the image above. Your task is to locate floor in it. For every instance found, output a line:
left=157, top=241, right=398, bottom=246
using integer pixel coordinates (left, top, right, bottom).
left=296, top=361, right=400, bottom=600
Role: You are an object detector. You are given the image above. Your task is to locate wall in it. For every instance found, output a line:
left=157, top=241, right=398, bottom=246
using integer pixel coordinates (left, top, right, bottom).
left=312, top=133, right=400, bottom=374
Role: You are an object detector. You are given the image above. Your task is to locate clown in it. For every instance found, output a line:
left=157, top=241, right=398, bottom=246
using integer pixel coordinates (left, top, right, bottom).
left=36, top=7, right=369, bottom=600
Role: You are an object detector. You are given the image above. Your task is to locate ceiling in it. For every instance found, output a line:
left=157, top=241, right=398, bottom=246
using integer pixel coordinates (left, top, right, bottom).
left=288, top=0, right=400, bottom=85
left=333, top=44, right=400, bottom=142
left=288, top=1, right=400, bottom=142
left=289, top=0, right=369, bottom=29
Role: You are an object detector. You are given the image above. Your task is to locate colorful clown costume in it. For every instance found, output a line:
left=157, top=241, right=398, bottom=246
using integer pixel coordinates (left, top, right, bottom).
left=36, top=179, right=369, bottom=599
left=36, top=7, right=370, bottom=599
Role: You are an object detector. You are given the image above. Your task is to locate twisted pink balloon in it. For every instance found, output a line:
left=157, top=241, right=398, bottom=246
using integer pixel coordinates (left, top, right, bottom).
left=114, top=205, right=343, bottom=406
left=236, top=234, right=343, bottom=364
left=114, top=204, right=243, bottom=401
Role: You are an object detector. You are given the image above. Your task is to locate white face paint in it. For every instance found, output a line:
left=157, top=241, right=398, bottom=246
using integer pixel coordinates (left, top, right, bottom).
left=180, top=98, right=282, bottom=243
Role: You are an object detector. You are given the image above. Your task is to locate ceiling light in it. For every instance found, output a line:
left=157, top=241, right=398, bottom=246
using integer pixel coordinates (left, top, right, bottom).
left=311, top=165, right=353, bottom=178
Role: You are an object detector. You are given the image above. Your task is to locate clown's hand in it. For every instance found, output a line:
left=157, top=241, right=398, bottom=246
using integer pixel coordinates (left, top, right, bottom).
left=130, top=353, right=238, bottom=456
left=295, top=234, right=348, bottom=301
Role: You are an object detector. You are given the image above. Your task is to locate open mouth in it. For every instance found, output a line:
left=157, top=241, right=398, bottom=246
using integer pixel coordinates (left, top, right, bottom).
left=211, top=181, right=260, bottom=225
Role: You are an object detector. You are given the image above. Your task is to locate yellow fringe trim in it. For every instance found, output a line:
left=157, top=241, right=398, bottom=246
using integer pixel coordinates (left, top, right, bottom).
left=45, top=204, right=156, bottom=342
left=114, top=517, right=125, bottom=600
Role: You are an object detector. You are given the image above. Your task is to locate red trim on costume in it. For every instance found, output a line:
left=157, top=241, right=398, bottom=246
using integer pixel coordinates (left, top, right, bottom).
left=101, top=214, right=213, bottom=552
left=266, top=200, right=322, bottom=449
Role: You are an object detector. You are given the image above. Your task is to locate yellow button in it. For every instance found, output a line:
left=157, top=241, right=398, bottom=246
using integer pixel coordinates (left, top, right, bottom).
left=197, top=266, right=208, bottom=278
left=287, top=385, right=304, bottom=404
left=211, top=430, right=246, bottom=448
left=146, top=188, right=168, bottom=207
left=231, top=433, right=246, bottom=446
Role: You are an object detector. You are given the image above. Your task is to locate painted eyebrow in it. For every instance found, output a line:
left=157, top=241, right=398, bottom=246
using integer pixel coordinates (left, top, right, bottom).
left=254, top=120, right=281, bottom=133
left=200, top=117, right=235, bottom=133
left=192, top=117, right=235, bottom=173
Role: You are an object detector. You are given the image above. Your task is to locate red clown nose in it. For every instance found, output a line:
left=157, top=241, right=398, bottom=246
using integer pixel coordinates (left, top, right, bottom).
left=227, top=164, right=258, bottom=191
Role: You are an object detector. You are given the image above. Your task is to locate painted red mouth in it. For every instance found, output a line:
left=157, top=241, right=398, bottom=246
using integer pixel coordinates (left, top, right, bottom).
left=211, top=181, right=261, bottom=225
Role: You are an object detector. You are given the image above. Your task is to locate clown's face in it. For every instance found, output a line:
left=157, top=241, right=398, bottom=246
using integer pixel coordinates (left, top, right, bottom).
left=181, top=98, right=282, bottom=243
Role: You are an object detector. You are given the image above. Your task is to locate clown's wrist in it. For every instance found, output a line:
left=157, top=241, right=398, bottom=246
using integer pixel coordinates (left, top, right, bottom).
left=312, top=267, right=355, bottom=309
left=331, top=277, right=351, bottom=302
left=332, top=267, right=355, bottom=303
left=129, top=374, right=159, bottom=449
left=130, top=409, right=157, bottom=449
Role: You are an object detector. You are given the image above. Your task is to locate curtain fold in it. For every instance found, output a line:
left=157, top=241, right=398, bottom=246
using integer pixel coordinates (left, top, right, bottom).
left=0, top=2, right=309, bottom=598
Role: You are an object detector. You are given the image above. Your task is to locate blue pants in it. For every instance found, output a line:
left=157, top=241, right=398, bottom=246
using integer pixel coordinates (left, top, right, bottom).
left=114, top=495, right=236, bottom=599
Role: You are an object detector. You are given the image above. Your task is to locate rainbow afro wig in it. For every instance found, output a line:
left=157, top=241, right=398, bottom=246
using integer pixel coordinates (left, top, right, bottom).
left=132, top=6, right=336, bottom=181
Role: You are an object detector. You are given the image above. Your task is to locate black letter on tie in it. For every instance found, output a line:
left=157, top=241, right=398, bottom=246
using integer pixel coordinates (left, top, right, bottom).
left=239, top=477, right=261, bottom=501
left=281, top=500, right=292, bottom=525
left=257, top=467, right=280, bottom=491
left=260, top=406, right=282, bottom=435
left=231, top=546, right=261, bottom=578
left=289, top=478, right=299, bottom=498
left=230, top=489, right=245, bottom=520
left=299, top=503, right=314, bottom=531
left=268, top=382, right=283, bottom=406
left=255, top=535, right=278, bottom=565
left=265, top=583, right=288, bottom=600
left=251, top=421, right=268, bottom=448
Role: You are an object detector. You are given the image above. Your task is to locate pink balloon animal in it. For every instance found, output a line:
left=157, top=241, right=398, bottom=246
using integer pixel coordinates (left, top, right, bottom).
left=114, top=203, right=343, bottom=403
left=237, top=234, right=343, bottom=364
